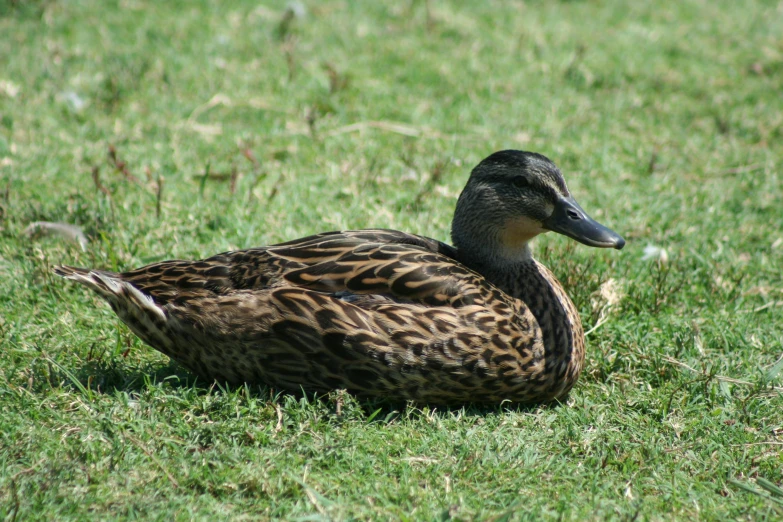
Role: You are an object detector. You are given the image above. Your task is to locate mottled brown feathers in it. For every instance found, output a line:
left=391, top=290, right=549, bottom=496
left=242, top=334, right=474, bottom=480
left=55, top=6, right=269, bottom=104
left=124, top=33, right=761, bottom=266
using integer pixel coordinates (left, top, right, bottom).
left=55, top=229, right=578, bottom=404
left=55, top=151, right=623, bottom=405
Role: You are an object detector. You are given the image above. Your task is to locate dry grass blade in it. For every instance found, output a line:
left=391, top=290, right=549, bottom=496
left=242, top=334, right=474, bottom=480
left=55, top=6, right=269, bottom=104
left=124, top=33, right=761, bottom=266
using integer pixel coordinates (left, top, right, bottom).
left=324, top=120, right=444, bottom=138
left=275, top=402, right=284, bottom=433
left=662, top=356, right=783, bottom=393
left=586, top=278, right=624, bottom=337
left=155, top=173, right=164, bottom=218
left=730, top=442, right=783, bottom=447
left=23, top=222, right=88, bottom=251
left=125, top=435, right=180, bottom=489
left=748, top=301, right=783, bottom=313
left=716, top=163, right=766, bottom=176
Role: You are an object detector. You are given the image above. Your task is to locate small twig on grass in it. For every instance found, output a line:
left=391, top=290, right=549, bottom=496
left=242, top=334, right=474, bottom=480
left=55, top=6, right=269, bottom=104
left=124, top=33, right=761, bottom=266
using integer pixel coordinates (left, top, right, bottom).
left=155, top=173, right=164, bottom=219
left=125, top=434, right=180, bottom=489
left=9, top=458, right=46, bottom=481
left=241, top=148, right=259, bottom=167
left=91, top=166, right=111, bottom=197
left=108, top=144, right=142, bottom=185
left=716, top=163, right=766, bottom=176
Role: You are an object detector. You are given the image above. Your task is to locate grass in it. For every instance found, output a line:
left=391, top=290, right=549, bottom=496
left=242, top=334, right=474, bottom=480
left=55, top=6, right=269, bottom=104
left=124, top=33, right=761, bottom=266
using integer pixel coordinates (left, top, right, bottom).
left=1, top=0, right=783, bottom=519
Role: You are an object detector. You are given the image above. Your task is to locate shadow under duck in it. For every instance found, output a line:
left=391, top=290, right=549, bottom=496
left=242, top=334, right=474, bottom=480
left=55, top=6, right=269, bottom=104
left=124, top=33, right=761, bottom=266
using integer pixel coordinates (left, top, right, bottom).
left=55, top=150, right=624, bottom=405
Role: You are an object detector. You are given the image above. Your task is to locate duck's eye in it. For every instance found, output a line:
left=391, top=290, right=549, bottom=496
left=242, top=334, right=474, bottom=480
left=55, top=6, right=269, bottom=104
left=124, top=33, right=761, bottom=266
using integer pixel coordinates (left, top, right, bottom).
left=512, top=176, right=529, bottom=189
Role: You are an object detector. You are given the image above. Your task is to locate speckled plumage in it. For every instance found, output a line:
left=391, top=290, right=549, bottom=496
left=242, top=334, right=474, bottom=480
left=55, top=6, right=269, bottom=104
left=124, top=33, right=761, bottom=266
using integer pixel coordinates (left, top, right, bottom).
left=55, top=150, right=624, bottom=405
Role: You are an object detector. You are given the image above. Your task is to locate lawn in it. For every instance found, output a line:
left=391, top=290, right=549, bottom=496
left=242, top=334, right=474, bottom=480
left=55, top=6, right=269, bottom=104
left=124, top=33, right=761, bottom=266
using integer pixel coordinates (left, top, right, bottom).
left=1, top=0, right=783, bottom=519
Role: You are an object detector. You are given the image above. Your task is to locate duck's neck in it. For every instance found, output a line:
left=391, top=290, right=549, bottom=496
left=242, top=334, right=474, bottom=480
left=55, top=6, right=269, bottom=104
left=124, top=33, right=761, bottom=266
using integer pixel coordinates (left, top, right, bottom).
left=450, top=182, right=585, bottom=399
left=456, top=245, right=586, bottom=401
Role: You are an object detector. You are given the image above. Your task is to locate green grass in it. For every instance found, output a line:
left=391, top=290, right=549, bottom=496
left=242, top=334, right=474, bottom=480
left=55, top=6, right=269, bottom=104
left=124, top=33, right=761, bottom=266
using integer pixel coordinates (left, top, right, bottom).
left=2, top=0, right=783, bottom=519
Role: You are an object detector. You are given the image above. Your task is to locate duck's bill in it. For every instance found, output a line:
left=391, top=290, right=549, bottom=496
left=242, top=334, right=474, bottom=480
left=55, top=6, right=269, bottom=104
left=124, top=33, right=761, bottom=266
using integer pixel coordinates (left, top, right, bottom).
left=543, top=196, right=625, bottom=249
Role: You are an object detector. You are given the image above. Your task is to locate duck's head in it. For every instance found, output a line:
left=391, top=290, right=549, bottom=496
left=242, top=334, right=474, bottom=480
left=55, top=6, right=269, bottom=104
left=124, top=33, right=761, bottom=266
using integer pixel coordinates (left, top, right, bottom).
left=451, top=150, right=625, bottom=266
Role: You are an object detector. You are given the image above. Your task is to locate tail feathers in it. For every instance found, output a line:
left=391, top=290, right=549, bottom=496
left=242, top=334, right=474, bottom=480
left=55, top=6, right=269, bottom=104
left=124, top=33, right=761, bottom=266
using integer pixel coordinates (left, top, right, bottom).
left=54, top=265, right=166, bottom=322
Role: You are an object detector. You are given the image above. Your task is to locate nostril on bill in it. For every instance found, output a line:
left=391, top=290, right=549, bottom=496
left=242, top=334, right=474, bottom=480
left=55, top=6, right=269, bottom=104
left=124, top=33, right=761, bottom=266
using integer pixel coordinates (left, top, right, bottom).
left=567, top=209, right=581, bottom=220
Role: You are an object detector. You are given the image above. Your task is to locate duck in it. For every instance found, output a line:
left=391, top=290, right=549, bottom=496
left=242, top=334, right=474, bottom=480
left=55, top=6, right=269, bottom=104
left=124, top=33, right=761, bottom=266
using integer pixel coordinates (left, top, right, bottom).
left=55, top=150, right=624, bottom=405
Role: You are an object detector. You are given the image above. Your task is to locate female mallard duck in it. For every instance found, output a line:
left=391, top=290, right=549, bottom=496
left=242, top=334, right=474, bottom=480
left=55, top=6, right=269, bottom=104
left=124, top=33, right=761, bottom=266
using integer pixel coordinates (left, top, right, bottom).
left=55, top=150, right=624, bottom=404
